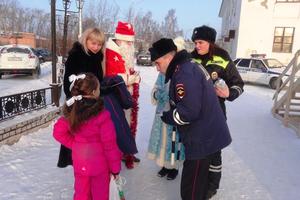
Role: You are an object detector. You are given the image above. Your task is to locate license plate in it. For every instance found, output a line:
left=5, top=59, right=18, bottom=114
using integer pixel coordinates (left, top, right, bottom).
left=8, top=57, right=22, bottom=61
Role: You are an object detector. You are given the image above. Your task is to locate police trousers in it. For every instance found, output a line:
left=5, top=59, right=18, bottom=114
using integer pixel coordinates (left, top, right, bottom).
left=208, top=150, right=222, bottom=191
left=180, top=158, right=210, bottom=200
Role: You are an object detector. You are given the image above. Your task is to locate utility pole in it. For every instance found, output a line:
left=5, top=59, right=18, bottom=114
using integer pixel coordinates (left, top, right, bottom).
left=76, top=0, right=84, bottom=38
left=50, top=0, right=59, bottom=107
left=62, top=0, right=71, bottom=62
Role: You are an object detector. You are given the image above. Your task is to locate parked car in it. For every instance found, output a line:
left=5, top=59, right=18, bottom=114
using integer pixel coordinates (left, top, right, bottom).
left=234, top=57, right=287, bottom=89
left=136, top=51, right=152, bottom=66
left=35, top=48, right=53, bottom=63
left=0, top=45, right=40, bottom=79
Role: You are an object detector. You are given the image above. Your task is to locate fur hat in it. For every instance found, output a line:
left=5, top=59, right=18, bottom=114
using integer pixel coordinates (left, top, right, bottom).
left=115, top=21, right=135, bottom=42
left=191, top=25, right=217, bottom=43
left=149, top=38, right=177, bottom=61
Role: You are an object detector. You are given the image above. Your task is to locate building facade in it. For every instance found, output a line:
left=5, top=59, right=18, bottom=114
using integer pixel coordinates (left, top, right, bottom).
left=219, top=0, right=300, bottom=64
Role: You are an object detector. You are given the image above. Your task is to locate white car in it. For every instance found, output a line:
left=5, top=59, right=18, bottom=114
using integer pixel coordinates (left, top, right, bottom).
left=0, top=45, right=40, bottom=79
left=234, top=58, right=287, bottom=89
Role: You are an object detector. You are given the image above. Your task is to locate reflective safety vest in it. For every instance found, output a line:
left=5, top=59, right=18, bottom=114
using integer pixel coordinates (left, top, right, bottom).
left=193, top=55, right=229, bottom=69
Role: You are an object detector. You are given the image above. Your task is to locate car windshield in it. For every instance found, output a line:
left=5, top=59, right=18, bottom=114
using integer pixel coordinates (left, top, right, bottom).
left=1, top=47, right=30, bottom=54
left=263, top=59, right=285, bottom=68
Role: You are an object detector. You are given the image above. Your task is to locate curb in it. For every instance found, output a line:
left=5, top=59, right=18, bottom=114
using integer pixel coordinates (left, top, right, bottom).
left=0, top=106, right=62, bottom=146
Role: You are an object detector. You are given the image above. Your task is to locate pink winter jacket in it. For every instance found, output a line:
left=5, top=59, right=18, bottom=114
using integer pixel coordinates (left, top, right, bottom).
left=53, top=110, right=122, bottom=176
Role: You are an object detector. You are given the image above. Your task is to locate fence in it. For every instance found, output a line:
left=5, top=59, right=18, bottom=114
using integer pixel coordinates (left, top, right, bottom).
left=0, top=87, right=53, bottom=122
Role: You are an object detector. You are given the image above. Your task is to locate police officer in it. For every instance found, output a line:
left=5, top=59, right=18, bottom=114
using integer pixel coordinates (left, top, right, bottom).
left=149, top=38, right=232, bottom=200
left=191, top=25, right=244, bottom=199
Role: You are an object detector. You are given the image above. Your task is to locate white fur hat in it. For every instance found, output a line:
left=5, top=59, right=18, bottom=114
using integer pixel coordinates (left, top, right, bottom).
left=173, top=36, right=186, bottom=52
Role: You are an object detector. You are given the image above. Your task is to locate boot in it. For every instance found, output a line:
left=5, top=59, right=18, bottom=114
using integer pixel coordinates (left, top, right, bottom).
left=122, top=155, right=140, bottom=163
left=157, top=167, right=170, bottom=177
left=133, top=155, right=141, bottom=163
left=125, top=154, right=134, bottom=169
left=205, top=189, right=217, bottom=199
left=166, top=169, right=178, bottom=180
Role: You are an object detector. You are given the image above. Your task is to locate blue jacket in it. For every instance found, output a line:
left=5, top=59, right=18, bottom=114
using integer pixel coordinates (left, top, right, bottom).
left=101, top=75, right=138, bottom=154
left=161, top=50, right=232, bottom=160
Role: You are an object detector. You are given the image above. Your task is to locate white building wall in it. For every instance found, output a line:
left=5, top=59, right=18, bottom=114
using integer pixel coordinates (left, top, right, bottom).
left=236, top=1, right=275, bottom=59
left=219, top=0, right=242, bottom=58
left=220, top=0, right=300, bottom=64
left=271, top=3, right=300, bottom=64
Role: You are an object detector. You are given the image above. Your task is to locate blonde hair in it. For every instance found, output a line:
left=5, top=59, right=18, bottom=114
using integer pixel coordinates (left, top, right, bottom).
left=79, top=28, right=105, bottom=54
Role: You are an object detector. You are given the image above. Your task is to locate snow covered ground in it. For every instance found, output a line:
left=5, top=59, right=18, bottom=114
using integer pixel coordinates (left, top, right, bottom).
left=0, top=65, right=300, bottom=200
left=0, top=62, right=53, bottom=96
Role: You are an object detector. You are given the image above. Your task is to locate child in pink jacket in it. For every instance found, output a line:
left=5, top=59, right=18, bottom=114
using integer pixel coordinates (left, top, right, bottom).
left=53, top=73, right=122, bottom=200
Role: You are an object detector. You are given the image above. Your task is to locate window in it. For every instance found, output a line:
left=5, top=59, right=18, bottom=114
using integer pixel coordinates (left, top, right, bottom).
left=272, top=27, right=295, bottom=53
left=233, top=59, right=240, bottom=64
left=263, top=59, right=285, bottom=68
left=251, top=60, right=267, bottom=72
left=276, top=0, right=300, bottom=2
left=1, top=47, right=30, bottom=54
left=238, top=59, right=251, bottom=68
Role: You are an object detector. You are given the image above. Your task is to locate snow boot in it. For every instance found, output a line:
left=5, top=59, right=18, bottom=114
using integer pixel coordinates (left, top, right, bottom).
left=205, top=189, right=217, bottom=199
left=122, top=155, right=140, bottom=163
left=125, top=154, right=134, bottom=169
left=166, top=169, right=178, bottom=180
left=133, top=155, right=141, bottom=163
left=157, top=167, right=170, bottom=177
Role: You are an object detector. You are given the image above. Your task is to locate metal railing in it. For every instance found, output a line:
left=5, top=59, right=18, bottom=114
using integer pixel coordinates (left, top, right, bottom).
left=0, top=87, right=53, bottom=122
left=272, top=50, right=300, bottom=114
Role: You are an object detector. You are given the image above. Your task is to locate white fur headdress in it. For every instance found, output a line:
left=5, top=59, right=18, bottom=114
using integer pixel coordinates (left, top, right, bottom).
left=173, top=36, right=186, bottom=52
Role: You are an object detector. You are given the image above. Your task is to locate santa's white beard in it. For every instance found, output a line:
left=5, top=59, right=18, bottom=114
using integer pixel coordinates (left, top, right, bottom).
left=119, top=43, right=135, bottom=72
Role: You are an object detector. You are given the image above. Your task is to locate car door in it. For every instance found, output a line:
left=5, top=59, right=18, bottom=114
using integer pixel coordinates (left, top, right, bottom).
left=248, top=59, right=268, bottom=84
left=235, top=59, right=250, bottom=82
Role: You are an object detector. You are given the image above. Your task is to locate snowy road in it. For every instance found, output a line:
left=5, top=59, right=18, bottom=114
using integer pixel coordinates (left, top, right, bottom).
left=0, top=66, right=300, bottom=200
left=0, top=62, right=54, bottom=96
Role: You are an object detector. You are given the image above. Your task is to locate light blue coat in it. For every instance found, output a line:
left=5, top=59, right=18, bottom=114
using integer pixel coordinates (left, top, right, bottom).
left=147, top=73, right=185, bottom=168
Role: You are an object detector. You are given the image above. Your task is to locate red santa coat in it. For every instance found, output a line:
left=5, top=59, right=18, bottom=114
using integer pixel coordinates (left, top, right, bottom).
left=105, top=38, right=140, bottom=138
left=105, top=40, right=126, bottom=76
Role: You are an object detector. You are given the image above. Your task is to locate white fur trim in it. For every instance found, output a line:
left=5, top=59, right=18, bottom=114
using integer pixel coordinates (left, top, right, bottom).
left=115, top=33, right=134, bottom=42
left=106, top=38, right=121, bottom=54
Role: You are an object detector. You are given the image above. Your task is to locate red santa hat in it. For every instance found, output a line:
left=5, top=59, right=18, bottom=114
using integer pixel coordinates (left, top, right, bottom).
left=115, top=21, right=135, bottom=42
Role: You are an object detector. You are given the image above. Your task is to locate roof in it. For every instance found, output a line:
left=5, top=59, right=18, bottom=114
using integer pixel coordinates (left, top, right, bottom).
left=218, top=0, right=225, bottom=17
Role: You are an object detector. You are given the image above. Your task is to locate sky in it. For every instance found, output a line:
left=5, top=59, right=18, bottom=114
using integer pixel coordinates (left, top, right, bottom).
left=1, top=62, right=300, bottom=199
left=19, top=0, right=223, bottom=38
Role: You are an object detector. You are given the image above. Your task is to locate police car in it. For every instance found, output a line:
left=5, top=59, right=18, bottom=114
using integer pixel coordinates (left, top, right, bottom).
left=234, top=56, right=286, bottom=89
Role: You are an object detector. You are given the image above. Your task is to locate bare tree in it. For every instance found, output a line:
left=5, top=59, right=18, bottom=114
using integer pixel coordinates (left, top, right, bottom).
left=0, top=0, right=184, bottom=51
left=125, top=5, right=135, bottom=24
left=161, top=9, right=183, bottom=38
left=85, top=0, right=119, bottom=34
left=0, top=0, right=51, bottom=36
left=133, top=11, right=162, bottom=50
left=0, top=0, right=18, bottom=32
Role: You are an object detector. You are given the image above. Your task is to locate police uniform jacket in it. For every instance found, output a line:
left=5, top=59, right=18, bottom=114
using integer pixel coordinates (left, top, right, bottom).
left=191, top=47, right=244, bottom=117
left=161, top=50, right=232, bottom=160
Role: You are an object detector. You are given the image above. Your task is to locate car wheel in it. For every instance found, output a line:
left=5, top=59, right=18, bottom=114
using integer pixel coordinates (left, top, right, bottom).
left=269, top=77, right=282, bottom=89
left=0, top=73, right=2, bottom=79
